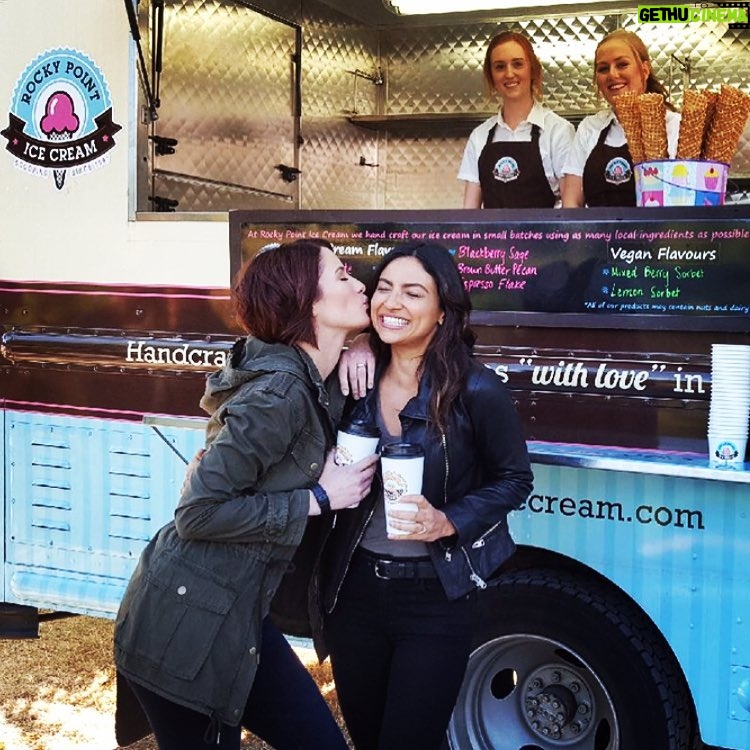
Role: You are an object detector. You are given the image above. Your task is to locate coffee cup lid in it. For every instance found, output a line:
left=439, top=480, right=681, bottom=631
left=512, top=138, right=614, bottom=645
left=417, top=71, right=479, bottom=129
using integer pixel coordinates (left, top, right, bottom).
left=340, top=420, right=380, bottom=438
left=381, top=442, right=424, bottom=458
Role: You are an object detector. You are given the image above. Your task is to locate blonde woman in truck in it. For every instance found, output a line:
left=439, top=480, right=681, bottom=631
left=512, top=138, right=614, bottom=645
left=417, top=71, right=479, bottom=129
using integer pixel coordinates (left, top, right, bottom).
left=561, top=29, right=680, bottom=207
left=458, top=30, right=574, bottom=208
left=114, top=239, right=378, bottom=750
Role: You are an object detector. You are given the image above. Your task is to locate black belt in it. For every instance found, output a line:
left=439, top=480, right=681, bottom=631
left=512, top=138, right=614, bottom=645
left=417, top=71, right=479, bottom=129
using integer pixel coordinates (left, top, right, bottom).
left=356, top=548, right=437, bottom=580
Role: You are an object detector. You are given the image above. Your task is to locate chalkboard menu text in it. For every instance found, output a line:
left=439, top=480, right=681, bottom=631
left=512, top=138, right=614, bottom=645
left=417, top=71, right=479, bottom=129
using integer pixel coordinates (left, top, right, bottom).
left=229, top=207, right=750, bottom=332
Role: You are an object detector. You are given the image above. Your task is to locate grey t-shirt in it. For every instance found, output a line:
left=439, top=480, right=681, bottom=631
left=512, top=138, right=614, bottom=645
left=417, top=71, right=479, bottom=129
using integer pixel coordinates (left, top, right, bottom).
left=360, top=404, right=429, bottom=558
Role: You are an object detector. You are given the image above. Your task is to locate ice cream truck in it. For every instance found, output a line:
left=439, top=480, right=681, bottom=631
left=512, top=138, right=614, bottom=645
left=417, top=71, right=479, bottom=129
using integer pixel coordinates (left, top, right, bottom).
left=2, top=1, right=750, bottom=749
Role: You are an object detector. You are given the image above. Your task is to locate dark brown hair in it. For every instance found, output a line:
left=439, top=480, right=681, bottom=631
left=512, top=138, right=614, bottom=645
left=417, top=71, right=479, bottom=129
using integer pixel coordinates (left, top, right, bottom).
left=233, top=239, right=331, bottom=346
left=483, top=31, right=543, bottom=102
left=369, top=242, right=476, bottom=432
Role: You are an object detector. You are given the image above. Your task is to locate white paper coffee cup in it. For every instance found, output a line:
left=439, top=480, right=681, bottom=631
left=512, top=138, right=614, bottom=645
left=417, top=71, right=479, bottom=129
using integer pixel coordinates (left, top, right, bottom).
left=708, top=434, right=747, bottom=468
left=381, top=442, right=424, bottom=537
left=335, top=421, right=380, bottom=466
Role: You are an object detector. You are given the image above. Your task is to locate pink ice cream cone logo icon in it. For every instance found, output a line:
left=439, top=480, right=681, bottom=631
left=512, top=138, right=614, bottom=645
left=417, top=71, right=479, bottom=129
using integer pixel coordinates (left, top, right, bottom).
left=40, top=91, right=80, bottom=189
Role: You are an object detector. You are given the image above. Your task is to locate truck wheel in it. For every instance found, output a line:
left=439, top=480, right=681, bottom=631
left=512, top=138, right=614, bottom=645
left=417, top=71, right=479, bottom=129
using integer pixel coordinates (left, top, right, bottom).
left=447, top=569, right=695, bottom=750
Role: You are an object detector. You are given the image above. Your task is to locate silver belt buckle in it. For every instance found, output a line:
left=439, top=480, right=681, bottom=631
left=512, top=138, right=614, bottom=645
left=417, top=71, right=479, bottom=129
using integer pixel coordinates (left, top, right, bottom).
left=374, top=560, right=390, bottom=579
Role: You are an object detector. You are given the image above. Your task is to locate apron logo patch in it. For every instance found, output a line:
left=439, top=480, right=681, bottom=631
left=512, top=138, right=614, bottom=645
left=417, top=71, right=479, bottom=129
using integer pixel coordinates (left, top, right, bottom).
left=493, top=156, right=520, bottom=183
left=604, top=157, right=632, bottom=186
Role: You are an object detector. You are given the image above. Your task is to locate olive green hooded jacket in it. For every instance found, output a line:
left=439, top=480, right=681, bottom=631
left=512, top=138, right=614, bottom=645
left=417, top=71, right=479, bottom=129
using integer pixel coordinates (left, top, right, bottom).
left=114, top=337, right=343, bottom=735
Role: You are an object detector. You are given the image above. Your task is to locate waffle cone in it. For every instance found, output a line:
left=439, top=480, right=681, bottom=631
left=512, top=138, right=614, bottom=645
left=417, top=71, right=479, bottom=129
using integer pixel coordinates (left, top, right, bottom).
left=703, top=84, right=750, bottom=164
left=676, top=89, right=710, bottom=160
left=613, top=91, right=645, bottom=164
left=638, top=93, right=668, bottom=161
left=702, top=90, right=718, bottom=156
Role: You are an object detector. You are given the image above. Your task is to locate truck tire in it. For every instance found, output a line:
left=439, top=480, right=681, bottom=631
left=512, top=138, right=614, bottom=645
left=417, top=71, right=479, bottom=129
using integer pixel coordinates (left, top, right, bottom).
left=447, top=568, right=696, bottom=750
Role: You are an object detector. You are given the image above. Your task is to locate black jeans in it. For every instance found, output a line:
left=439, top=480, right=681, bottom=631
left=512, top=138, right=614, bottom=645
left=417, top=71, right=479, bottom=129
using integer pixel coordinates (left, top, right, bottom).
left=325, top=551, right=477, bottom=750
left=125, top=617, right=348, bottom=750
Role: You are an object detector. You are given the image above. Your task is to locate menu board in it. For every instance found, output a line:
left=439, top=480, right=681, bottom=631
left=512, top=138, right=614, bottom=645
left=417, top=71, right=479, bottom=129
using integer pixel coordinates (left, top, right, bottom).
left=229, top=207, right=750, bottom=332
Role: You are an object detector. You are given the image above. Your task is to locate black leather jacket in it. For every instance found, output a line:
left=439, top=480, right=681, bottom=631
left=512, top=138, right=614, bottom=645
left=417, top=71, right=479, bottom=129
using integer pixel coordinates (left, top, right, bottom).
left=320, top=359, right=533, bottom=615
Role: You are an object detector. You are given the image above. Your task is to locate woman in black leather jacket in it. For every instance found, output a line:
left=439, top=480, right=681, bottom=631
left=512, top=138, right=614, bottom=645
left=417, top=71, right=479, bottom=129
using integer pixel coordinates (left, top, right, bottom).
left=321, top=242, right=533, bottom=750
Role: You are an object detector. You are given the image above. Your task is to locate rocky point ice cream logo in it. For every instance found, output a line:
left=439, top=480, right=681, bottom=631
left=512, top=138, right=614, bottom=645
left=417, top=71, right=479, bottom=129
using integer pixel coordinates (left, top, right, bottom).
left=1, top=48, right=121, bottom=189
left=383, top=470, right=408, bottom=504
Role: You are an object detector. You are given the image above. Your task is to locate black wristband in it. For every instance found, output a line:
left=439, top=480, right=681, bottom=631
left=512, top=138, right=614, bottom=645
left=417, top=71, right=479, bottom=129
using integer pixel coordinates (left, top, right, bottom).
left=311, top=483, right=332, bottom=516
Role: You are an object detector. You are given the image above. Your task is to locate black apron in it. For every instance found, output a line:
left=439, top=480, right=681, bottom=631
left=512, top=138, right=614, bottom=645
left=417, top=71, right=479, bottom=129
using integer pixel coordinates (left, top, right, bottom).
left=478, top=123, right=555, bottom=208
left=582, top=121, right=636, bottom=207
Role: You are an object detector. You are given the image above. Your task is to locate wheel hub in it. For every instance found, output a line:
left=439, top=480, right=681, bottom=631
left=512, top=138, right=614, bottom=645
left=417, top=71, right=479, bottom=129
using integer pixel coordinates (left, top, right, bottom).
left=522, top=664, right=595, bottom=743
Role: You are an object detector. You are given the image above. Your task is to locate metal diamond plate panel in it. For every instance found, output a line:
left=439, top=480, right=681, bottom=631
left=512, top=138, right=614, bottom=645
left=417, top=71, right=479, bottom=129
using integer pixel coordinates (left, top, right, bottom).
left=381, top=131, right=467, bottom=210
left=381, top=16, right=613, bottom=117
left=299, top=120, right=378, bottom=209
left=302, top=10, right=382, bottom=118
left=146, top=0, right=298, bottom=211
left=295, top=6, right=381, bottom=208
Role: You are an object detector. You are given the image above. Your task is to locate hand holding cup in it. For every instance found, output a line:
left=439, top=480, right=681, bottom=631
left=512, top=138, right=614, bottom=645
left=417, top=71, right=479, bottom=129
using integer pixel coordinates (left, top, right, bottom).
left=386, top=494, right=456, bottom=542
left=314, top=449, right=379, bottom=515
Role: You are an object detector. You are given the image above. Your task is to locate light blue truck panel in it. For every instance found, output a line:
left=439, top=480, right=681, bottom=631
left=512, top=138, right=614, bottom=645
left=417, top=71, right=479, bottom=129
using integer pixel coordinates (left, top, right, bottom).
left=4, top=410, right=204, bottom=617
left=5, top=411, right=750, bottom=747
left=515, top=443, right=750, bottom=749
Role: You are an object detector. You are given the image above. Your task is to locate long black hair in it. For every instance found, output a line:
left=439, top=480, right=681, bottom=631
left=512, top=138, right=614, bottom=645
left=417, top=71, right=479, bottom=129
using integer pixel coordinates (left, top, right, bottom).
left=368, top=242, right=476, bottom=432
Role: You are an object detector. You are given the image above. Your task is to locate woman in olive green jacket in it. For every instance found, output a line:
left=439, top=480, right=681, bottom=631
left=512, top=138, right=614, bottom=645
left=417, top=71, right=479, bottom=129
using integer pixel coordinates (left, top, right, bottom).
left=114, top=240, right=378, bottom=750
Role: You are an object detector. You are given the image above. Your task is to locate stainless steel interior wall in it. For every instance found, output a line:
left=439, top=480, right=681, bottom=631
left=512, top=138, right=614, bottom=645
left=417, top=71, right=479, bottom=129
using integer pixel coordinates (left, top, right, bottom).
left=145, top=0, right=301, bottom=212
left=296, top=3, right=382, bottom=209
left=140, top=1, right=750, bottom=212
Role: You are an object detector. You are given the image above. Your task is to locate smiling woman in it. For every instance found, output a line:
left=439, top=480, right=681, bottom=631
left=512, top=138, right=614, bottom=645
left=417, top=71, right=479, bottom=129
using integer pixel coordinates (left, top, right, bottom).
left=561, top=29, right=681, bottom=208
left=457, top=31, right=574, bottom=209
left=317, top=241, right=533, bottom=750
left=370, top=256, right=445, bottom=360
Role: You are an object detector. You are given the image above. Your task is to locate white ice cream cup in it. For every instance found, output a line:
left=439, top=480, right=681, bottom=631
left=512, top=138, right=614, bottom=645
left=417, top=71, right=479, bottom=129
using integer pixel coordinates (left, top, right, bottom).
left=708, top=433, right=748, bottom=468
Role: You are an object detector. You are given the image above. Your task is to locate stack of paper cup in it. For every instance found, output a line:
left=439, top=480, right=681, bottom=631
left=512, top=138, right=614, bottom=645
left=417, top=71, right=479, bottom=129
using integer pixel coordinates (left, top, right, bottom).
left=708, top=344, right=750, bottom=467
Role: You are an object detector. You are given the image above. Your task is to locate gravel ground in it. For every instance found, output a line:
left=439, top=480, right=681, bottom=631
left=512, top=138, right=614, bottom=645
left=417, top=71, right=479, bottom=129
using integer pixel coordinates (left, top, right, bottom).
left=0, top=614, right=345, bottom=750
